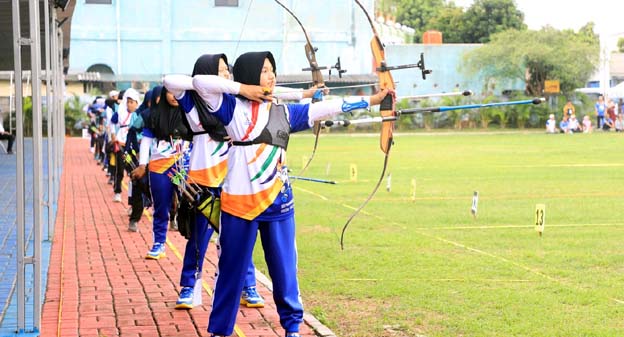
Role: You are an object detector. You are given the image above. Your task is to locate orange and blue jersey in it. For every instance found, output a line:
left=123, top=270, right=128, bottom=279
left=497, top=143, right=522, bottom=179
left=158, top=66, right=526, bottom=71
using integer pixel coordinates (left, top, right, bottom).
left=177, top=91, right=229, bottom=188
left=141, top=127, right=188, bottom=173
left=210, top=94, right=311, bottom=221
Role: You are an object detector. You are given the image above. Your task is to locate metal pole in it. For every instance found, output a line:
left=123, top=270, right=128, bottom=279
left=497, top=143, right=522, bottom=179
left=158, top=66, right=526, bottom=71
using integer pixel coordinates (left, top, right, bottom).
left=11, top=0, right=26, bottom=331
left=52, top=10, right=62, bottom=200
left=52, top=7, right=61, bottom=216
left=58, top=26, right=65, bottom=172
left=9, top=71, right=14, bottom=133
left=116, top=0, right=121, bottom=74
left=44, top=0, right=54, bottom=242
left=29, top=0, right=44, bottom=330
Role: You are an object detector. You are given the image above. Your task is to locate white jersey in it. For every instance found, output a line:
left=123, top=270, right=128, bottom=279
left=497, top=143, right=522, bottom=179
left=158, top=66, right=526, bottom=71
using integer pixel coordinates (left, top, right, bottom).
left=176, top=91, right=229, bottom=188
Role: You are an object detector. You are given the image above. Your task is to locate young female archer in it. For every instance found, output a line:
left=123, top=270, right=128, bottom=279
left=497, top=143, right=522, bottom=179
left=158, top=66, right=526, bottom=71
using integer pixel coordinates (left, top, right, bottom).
left=163, top=54, right=269, bottom=310
left=191, top=51, right=389, bottom=337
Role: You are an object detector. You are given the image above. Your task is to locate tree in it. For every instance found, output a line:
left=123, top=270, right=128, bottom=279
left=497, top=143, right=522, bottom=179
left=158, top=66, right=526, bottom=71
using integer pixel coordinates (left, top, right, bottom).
left=577, top=22, right=600, bottom=47
left=463, top=27, right=600, bottom=96
left=618, top=37, right=624, bottom=53
left=394, top=0, right=446, bottom=43
left=428, top=4, right=465, bottom=43
left=460, top=0, right=526, bottom=43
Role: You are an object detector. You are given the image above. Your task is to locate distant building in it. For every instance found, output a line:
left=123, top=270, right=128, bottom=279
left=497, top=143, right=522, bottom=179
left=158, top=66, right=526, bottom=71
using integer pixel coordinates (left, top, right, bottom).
left=67, top=0, right=385, bottom=93
left=66, top=0, right=516, bottom=98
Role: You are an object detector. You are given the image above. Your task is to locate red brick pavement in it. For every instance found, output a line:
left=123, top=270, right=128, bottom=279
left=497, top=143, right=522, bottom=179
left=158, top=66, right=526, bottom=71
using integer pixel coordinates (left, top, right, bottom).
left=41, top=138, right=332, bottom=337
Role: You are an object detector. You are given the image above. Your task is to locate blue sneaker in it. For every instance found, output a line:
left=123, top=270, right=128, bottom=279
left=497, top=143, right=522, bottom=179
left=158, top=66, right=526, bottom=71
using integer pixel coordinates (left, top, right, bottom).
left=145, top=242, right=166, bottom=260
left=240, top=286, right=265, bottom=308
left=175, top=286, right=194, bottom=309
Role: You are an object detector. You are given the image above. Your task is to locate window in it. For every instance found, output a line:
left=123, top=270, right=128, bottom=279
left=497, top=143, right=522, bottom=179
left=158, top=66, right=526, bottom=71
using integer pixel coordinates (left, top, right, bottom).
left=86, top=0, right=112, bottom=4
left=215, top=0, right=238, bottom=6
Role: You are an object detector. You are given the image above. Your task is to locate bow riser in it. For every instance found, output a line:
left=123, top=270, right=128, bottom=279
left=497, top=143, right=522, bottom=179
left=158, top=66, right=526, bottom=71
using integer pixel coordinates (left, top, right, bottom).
left=370, top=37, right=396, bottom=154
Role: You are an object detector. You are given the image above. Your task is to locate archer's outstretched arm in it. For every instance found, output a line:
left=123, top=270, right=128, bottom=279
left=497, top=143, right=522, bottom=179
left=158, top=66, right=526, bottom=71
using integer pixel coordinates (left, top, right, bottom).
left=305, top=89, right=389, bottom=125
left=192, top=75, right=271, bottom=105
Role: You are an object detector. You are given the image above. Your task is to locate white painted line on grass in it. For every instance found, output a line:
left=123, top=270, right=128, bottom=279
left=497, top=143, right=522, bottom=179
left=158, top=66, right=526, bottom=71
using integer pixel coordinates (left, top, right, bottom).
left=292, top=186, right=329, bottom=200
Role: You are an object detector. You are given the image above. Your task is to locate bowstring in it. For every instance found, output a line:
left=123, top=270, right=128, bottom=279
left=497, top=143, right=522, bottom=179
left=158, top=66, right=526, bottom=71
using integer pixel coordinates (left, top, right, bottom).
left=233, top=0, right=255, bottom=58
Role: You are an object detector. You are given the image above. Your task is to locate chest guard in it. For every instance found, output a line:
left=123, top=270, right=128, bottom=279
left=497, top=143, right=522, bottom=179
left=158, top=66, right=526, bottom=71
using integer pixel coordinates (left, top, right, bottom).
left=233, top=104, right=291, bottom=149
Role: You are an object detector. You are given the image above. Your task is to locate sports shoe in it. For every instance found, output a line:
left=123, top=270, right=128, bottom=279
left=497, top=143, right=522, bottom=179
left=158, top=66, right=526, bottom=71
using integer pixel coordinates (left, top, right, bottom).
left=113, top=193, right=122, bottom=202
left=145, top=242, right=166, bottom=259
left=285, top=333, right=301, bottom=337
left=175, top=286, right=194, bottom=309
left=128, top=221, right=138, bottom=232
left=240, top=286, right=265, bottom=308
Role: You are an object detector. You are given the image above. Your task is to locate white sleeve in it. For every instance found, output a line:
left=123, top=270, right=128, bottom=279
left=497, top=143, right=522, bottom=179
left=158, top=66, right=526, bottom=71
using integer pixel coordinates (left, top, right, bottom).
left=139, top=136, right=152, bottom=165
left=163, top=74, right=194, bottom=98
left=307, top=96, right=371, bottom=125
left=192, top=75, right=241, bottom=110
left=109, top=121, right=118, bottom=137
left=274, top=86, right=303, bottom=101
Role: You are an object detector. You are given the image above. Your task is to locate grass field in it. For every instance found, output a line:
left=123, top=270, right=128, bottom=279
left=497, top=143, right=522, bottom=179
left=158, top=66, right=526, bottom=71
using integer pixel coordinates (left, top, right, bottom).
left=252, top=130, right=624, bottom=337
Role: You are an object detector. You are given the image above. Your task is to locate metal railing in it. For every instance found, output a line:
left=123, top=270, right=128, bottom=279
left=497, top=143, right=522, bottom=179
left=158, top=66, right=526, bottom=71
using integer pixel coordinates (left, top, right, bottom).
left=11, top=0, right=66, bottom=332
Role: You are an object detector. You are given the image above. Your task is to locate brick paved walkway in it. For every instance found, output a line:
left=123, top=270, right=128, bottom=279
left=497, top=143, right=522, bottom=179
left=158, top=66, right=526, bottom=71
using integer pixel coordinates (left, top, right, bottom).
left=40, top=138, right=334, bottom=337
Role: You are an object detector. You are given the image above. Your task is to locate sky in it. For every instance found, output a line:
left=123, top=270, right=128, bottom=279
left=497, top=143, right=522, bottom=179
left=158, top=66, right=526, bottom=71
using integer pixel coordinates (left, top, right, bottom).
left=453, top=0, right=624, bottom=50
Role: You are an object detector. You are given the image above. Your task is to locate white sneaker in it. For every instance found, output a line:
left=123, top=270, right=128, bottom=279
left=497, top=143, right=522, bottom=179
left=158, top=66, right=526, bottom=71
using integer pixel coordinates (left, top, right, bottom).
left=113, top=193, right=122, bottom=202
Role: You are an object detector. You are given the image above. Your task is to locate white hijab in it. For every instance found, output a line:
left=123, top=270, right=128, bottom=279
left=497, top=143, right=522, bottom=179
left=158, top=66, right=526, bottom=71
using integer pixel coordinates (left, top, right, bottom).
left=115, top=88, right=141, bottom=144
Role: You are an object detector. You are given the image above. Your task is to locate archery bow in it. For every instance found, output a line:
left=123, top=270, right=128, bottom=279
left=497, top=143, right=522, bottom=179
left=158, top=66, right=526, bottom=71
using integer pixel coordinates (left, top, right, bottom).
left=273, top=0, right=341, bottom=177
left=340, top=0, right=431, bottom=249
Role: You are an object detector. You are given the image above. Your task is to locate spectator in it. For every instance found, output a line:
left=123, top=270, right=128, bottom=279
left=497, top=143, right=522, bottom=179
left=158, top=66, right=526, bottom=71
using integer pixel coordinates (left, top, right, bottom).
left=563, top=100, right=575, bottom=116
left=559, top=115, right=569, bottom=133
left=545, top=114, right=557, bottom=133
left=615, top=113, right=624, bottom=132
left=603, top=114, right=615, bottom=131
left=582, top=115, right=592, bottom=133
left=607, top=99, right=617, bottom=123
left=567, top=114, right=582, bottom=133
left=595, top=95, right=606, bottom=129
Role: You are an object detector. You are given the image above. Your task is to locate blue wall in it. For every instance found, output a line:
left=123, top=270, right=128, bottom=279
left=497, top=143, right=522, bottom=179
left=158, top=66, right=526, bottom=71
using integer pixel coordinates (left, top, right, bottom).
left=69, top=0, right=525, bottom=96
left=69, top=0, right=375, bottom=80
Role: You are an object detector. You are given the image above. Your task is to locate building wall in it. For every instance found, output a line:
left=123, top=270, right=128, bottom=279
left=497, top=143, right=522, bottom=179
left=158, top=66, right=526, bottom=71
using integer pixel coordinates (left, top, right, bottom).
left=69, top=0, right=376, bottom=80
left=387, top=44, right=525, bottom=98
left=67, top=0, right=525, bottom=98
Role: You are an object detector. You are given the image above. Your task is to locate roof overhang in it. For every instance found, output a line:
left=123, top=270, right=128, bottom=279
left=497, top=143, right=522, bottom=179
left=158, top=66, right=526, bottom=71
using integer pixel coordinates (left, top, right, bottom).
left=0, top=0, right=75, bottom=72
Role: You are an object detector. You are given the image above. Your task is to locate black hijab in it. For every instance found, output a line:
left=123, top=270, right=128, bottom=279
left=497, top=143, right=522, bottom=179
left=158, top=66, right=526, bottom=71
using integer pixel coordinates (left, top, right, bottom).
left=233, top=51, right=276, bottom=86
left=190, top=54, right=229, bottom=141
left=148, top=86, right=192, bottom=141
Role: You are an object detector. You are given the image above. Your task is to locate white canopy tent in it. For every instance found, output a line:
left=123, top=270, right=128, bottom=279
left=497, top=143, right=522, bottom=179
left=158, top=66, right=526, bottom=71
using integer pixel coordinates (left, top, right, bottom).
left=606, top=82, right=624, bottom=99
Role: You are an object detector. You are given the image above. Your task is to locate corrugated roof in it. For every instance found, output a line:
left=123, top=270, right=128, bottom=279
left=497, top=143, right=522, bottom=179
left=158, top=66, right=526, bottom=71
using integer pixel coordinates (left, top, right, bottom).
left=0, top=0, right=74, bottom=72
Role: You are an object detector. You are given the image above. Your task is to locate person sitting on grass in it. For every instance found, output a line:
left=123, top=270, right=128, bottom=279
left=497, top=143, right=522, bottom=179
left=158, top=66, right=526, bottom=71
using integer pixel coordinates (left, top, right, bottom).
left=582, top=115, right=592, bottom=133
left=567, top=114, right=582, bottom=133
left=545, top=114, right=557, bottom=133
left=615, top=113, right=624, bottom=132
left=602, top=114, right=615, bottom=131
left=559, top=115, right=569, bottom=134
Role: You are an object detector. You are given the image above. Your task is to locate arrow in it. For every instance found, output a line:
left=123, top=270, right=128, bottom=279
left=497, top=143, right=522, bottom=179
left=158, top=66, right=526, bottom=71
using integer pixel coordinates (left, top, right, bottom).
left=289, top=176, right=337, bottom=184
left=398, top=90, right=472, bottom=100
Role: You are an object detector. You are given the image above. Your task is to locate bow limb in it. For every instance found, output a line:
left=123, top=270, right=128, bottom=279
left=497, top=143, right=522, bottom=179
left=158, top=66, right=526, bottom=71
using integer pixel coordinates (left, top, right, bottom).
left=273, top=0, right=326, bottom=176
left=341, top=0, right=397, bottom=249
